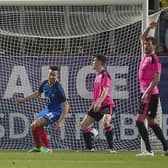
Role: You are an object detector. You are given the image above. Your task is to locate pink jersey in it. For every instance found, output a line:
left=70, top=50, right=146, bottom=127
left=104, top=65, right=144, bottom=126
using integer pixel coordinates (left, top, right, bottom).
left=138, top=54, right=161, bottom=94
left=93, top=70, right=115, bottom=107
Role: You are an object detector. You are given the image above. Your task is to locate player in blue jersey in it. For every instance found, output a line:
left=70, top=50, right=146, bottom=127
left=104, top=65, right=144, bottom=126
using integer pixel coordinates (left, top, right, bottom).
left=16, top=66, right=69, bottom=153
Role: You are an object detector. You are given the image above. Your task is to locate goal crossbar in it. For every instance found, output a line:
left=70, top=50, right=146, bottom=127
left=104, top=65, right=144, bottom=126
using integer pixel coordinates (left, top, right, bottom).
left=0, top=0, right=146, bottom=6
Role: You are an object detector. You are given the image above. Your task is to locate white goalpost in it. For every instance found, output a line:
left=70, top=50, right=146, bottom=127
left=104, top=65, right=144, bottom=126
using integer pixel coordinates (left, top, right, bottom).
left=0, top=0, right=163, bottom=151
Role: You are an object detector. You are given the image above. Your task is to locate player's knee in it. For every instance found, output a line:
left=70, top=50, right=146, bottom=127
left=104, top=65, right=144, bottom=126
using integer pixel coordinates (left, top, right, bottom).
left=135, top=114, right=145, bottom=123
left=80, top=121, right=86, bottom=130
left=31, top=123, right=35, bottom=130
left=148, top=119, right=157, bottom=126
left=31, top=121, right=38, bottom=130
left=80, top=121, right=84, bottom=129
left=103, top=122, right=110, bottom=128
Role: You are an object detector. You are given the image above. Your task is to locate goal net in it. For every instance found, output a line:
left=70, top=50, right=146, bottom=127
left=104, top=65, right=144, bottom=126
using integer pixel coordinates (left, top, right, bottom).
left=0, top=0, right=162, bottom=151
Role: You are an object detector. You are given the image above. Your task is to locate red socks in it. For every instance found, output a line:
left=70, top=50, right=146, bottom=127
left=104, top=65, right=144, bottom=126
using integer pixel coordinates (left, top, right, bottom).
left=32, top=128, right=41, bottom=148
left=32, top=126, right=50, bottom=149
left=38, top=127, right=50, bottom=149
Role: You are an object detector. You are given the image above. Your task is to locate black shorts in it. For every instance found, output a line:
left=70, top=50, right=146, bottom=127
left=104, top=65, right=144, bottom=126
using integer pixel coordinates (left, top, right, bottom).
left=87, top=105, right=113, bottom=121
left=139, top=94, right=159, bottom=119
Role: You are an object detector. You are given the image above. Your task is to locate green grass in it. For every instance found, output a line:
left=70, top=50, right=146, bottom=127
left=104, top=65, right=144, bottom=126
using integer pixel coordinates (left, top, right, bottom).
left=0, top=150, right=168, bottom=168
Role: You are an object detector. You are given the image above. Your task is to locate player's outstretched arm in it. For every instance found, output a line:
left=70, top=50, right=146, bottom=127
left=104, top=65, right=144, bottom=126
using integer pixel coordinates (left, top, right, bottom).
left=141, top=21, right=157, bottom=48
left=16, top=91, right=41, bottom=104
left=55, top=100, right=69, bottom=131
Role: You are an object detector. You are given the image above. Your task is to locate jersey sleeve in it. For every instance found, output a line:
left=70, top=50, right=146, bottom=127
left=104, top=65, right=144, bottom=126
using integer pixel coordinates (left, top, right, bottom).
left=57, top=84, right=67, bottom=103
left=152, top=62, right=161, bottom=74
left=101, top=72, right=112, bottom=88
left=151, top=56, right=161, bottom=74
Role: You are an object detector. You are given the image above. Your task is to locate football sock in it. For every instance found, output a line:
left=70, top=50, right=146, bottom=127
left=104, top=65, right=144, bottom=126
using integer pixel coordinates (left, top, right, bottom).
left=82, top=129, right=93, bottom=150
left=136, top=121, right=152, bottom=152
left=38, top=127, right=50, bottom=149
left=149, top=124, right=168, bottom=151
left=32, top=128, right=41, bottom=148
left=104, top=127, right=113, bottom=149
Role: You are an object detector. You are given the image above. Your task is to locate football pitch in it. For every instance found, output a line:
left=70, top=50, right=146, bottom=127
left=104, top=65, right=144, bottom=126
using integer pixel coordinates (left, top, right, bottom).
left=0, top=151, right=168, bottom=168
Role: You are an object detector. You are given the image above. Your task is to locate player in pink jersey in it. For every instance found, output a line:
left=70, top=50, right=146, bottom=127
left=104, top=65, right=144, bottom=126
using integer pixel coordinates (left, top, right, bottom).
left=80, top=54, right=115, bottom=152
left=136, top=21, right=168, bottom=156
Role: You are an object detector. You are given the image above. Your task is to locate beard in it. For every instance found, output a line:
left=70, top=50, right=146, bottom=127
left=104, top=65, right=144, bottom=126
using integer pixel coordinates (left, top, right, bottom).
left=144, top=49, right=153, bottom=54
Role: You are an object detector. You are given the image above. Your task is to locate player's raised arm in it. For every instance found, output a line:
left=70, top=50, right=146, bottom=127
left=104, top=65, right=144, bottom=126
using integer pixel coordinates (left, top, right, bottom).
left=141, top=21, right=157, bottom=51
left=16, top=91, right=41, bottom=104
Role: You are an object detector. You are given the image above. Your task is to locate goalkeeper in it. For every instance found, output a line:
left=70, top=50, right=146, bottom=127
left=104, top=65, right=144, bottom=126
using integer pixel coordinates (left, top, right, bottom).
left=16, top=66, right=69, bottom=153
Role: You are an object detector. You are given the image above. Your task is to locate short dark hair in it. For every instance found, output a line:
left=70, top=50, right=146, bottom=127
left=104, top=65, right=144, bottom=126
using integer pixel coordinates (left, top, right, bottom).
left=49, top=65, right=59, bottom=71
left=93, top=54, right=107, bottom=65
left=144, top=36, right=157, bottom=46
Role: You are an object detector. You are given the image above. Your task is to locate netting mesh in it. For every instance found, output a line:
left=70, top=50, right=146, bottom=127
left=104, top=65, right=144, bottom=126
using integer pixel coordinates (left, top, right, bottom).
left=0, top=4, right=160, bottom=151
left=0, top=5, right=142, bottom=57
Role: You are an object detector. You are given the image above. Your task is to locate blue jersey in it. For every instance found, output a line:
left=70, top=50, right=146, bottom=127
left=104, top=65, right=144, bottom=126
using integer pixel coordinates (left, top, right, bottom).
left=39, top=80, right=66, bottom=113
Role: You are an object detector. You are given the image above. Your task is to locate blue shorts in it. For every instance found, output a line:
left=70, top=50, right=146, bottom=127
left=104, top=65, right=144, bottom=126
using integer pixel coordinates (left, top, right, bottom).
left=35, top=107, right=61, bottom=125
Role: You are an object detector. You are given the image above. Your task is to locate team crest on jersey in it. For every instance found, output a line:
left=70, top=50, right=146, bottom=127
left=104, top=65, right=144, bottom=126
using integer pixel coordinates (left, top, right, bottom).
left=141, top=60, right=149, bottom=69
